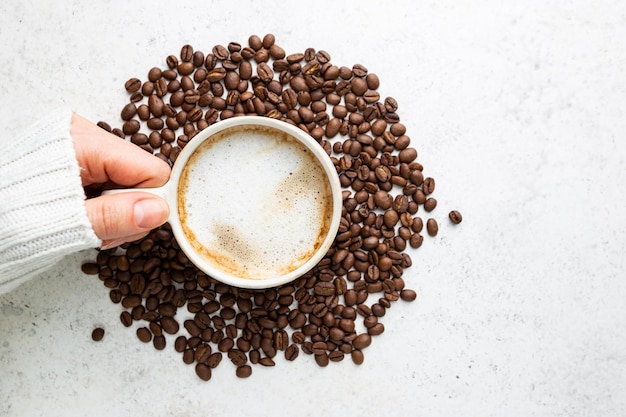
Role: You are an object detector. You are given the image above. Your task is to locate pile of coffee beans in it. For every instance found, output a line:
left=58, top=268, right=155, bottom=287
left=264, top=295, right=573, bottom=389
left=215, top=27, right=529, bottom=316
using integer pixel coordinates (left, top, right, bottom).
left=82, top=34, right=462, bottom=381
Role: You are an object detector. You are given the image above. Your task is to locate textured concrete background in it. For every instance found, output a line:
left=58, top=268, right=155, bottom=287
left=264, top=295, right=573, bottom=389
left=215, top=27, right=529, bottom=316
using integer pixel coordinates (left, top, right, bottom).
left=1, top=1, right=626, bottom=416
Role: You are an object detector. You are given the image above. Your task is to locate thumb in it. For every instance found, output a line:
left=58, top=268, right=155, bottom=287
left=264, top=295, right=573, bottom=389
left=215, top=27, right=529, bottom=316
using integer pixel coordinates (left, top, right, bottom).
left=85, top=192, right=170, bottom=248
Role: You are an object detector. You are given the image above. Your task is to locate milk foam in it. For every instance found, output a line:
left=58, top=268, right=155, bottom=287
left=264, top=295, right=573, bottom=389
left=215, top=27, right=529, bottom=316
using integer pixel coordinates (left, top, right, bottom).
left=178, top=125, right=333, bottom=280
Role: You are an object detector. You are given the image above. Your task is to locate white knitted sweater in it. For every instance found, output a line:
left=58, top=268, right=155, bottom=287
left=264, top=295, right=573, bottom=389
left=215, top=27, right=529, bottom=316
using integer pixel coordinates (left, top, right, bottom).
left=0, top=109, right=101, bottom=294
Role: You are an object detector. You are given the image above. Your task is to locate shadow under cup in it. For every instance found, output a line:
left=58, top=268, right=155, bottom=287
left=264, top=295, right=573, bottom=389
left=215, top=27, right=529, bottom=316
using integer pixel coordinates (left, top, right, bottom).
left=169, top=116, right=342, bottom=289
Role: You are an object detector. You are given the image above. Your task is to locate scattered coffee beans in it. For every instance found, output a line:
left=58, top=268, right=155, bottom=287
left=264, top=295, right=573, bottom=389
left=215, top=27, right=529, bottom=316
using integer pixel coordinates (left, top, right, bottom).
left=84, top=34, right=463, bottom=381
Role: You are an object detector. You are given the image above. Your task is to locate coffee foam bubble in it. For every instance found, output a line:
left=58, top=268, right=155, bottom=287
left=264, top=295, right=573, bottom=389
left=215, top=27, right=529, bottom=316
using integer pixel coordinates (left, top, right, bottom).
left=178, top=124, right=333, bottom=280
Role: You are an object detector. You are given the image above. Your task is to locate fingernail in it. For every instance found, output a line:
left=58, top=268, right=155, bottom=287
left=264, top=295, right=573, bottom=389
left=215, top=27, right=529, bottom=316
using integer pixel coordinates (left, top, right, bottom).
left=134, top=198, right=169, bottom=229
left=101, top=239, right=126, bottom=250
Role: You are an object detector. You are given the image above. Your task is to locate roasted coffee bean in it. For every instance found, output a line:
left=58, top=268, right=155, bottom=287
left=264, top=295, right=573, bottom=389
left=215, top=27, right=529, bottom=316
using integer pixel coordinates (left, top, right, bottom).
left=136, top=327, right=152, bottom=343
left=259, top=357, right=276, bottom=367
left=426, top=218, right=438, bottom=236
left=124, top=78, right=141, bottom=93
left=314, top=282, right=335, bottom=296
left=352, top=333, right=372, bottom=350
left=424, top=197, right=437, bottom=212
left=121, top=294, right=142, bottom=309
left=174, top=335, right=187, bottom=353
left=153, top=335, right=166, bottom=350
left=228, top=349, right=247, bottom=367
left=367, top=323, right=385, bottom=336
left=285, top=344, right=299, bottom=361
left=236, top=365, right=252, bottom=378
left=351, top=349, right=365, bottom=365
left=449, top=210, right=463, bottom=224
left=398, top=148, right=417, bottom=163
left=400, top=289, right=417, bottom=302
left=161, top=316, right=180, bottom=334
left=120, top=311, right=133, bottom=327
left=195, top=363, right=212, bottom=381
left=313, top=352, right=329, bottom=367
left=423, top=177, right=435, bottom=194
left=207, top=352, right=223, bottom=368
left=194, top=343, right=212, bottom=363
left=81, top=263, right=99, bottom=275
left=91, top=327, right=105, bottom=342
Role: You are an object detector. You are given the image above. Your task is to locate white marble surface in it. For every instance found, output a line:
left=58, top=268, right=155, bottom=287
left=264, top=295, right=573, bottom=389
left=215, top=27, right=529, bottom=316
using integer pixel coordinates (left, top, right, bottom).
left=2, top=1, right=626, bottom=416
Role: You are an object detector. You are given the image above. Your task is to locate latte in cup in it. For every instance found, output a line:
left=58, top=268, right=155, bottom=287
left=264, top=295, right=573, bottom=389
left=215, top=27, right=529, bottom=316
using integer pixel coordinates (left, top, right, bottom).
left=177, top=124, right=334, bottom=281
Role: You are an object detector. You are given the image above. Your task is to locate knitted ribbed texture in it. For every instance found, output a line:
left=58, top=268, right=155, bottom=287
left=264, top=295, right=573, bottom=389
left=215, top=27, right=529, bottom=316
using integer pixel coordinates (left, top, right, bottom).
left=0, top=109, right=100, bottom=293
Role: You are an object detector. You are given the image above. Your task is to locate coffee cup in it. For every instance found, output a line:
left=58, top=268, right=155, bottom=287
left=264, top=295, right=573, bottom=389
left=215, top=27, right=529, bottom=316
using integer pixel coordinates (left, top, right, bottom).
left=105, top=116, right=342, bottom=289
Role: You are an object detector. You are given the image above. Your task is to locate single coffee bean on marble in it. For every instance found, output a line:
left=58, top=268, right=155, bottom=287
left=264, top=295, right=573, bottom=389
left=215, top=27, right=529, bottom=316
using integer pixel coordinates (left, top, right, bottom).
left=91, top=327, right=105, bottom=342
left=449, top=210, right=463, bottom=224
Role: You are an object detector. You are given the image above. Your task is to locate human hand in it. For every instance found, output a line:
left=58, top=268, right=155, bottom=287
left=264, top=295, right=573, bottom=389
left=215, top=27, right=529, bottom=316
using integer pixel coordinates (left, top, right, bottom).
left=70, top=113, right=171, bottom=249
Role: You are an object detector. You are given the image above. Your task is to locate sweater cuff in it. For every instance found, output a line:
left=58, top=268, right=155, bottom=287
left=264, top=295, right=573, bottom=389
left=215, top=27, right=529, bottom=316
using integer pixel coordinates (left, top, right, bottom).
left=0, top=108, right=101, bottom=293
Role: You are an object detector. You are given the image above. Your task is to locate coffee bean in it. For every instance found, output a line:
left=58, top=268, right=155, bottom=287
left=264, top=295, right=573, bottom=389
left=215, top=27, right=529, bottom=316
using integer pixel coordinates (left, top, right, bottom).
left=207, top=352, right=223, bottom=368
left=329, top=350, right=344, bottom=362
left=81, top=262, right=99, bottom=275
left=120, top=311, right=133, bottom=327
left=121, top=294, right=142, bottom=309
left=153, top=335, right=166, bottom=350
left=351, top=349, right=365, bottom=365
left=236, top=365, right=252, bottom=378
left=259, top=357, right=275, bottom=367
left=195, top=343, right=212, bottom=363
left=285, top=344, right=299, bottom=361
left=449, top=210, right=463, bottom=224
left=161, top=316, right=180, bottom=334
left=136, top=327, right=152, bottom=343
left=426, top=218, right=438, bottom=236
left=91, top=327, right=105, bottom=342
left=124, top=78, right=141, bottom=93
left=195, top=363, right=212, bottom=381
left=367, top=323, right=385, bottom=336
left=398, top=148, right=417, bottom=163
left=423, top=197, right=437, bottom=212
left=174, top=336, right=187, bottom=353
left=228, top=349, right=247, bottom=366
left=352, top=333, right=372, bottom=350
left=315, top=352, right=329, bottom=367
left=423, top=177, right=435, bottom=194
left=400, top=289, right=417, bottom=302
left=314, top=282, right=335, bottom=296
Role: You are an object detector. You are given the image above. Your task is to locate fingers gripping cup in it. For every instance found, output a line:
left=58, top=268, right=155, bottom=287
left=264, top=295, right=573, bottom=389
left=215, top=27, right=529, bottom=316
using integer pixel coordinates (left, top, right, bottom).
left=106, top=116, right=342, bottom=289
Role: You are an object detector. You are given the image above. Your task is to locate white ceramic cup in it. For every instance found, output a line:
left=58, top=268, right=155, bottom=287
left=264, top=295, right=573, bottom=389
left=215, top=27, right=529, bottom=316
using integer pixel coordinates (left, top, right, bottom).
left=106, top=116, right=342, bottom=289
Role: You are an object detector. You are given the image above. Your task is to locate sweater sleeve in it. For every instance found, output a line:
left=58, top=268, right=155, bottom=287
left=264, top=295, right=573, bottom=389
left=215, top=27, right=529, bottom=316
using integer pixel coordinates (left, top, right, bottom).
left=0, top=108, right=101, bottom=294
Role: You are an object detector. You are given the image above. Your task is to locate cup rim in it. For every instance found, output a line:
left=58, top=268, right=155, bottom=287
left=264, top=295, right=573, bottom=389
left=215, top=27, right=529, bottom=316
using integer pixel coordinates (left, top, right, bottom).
left=167, top=115, right=342, bottom=289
